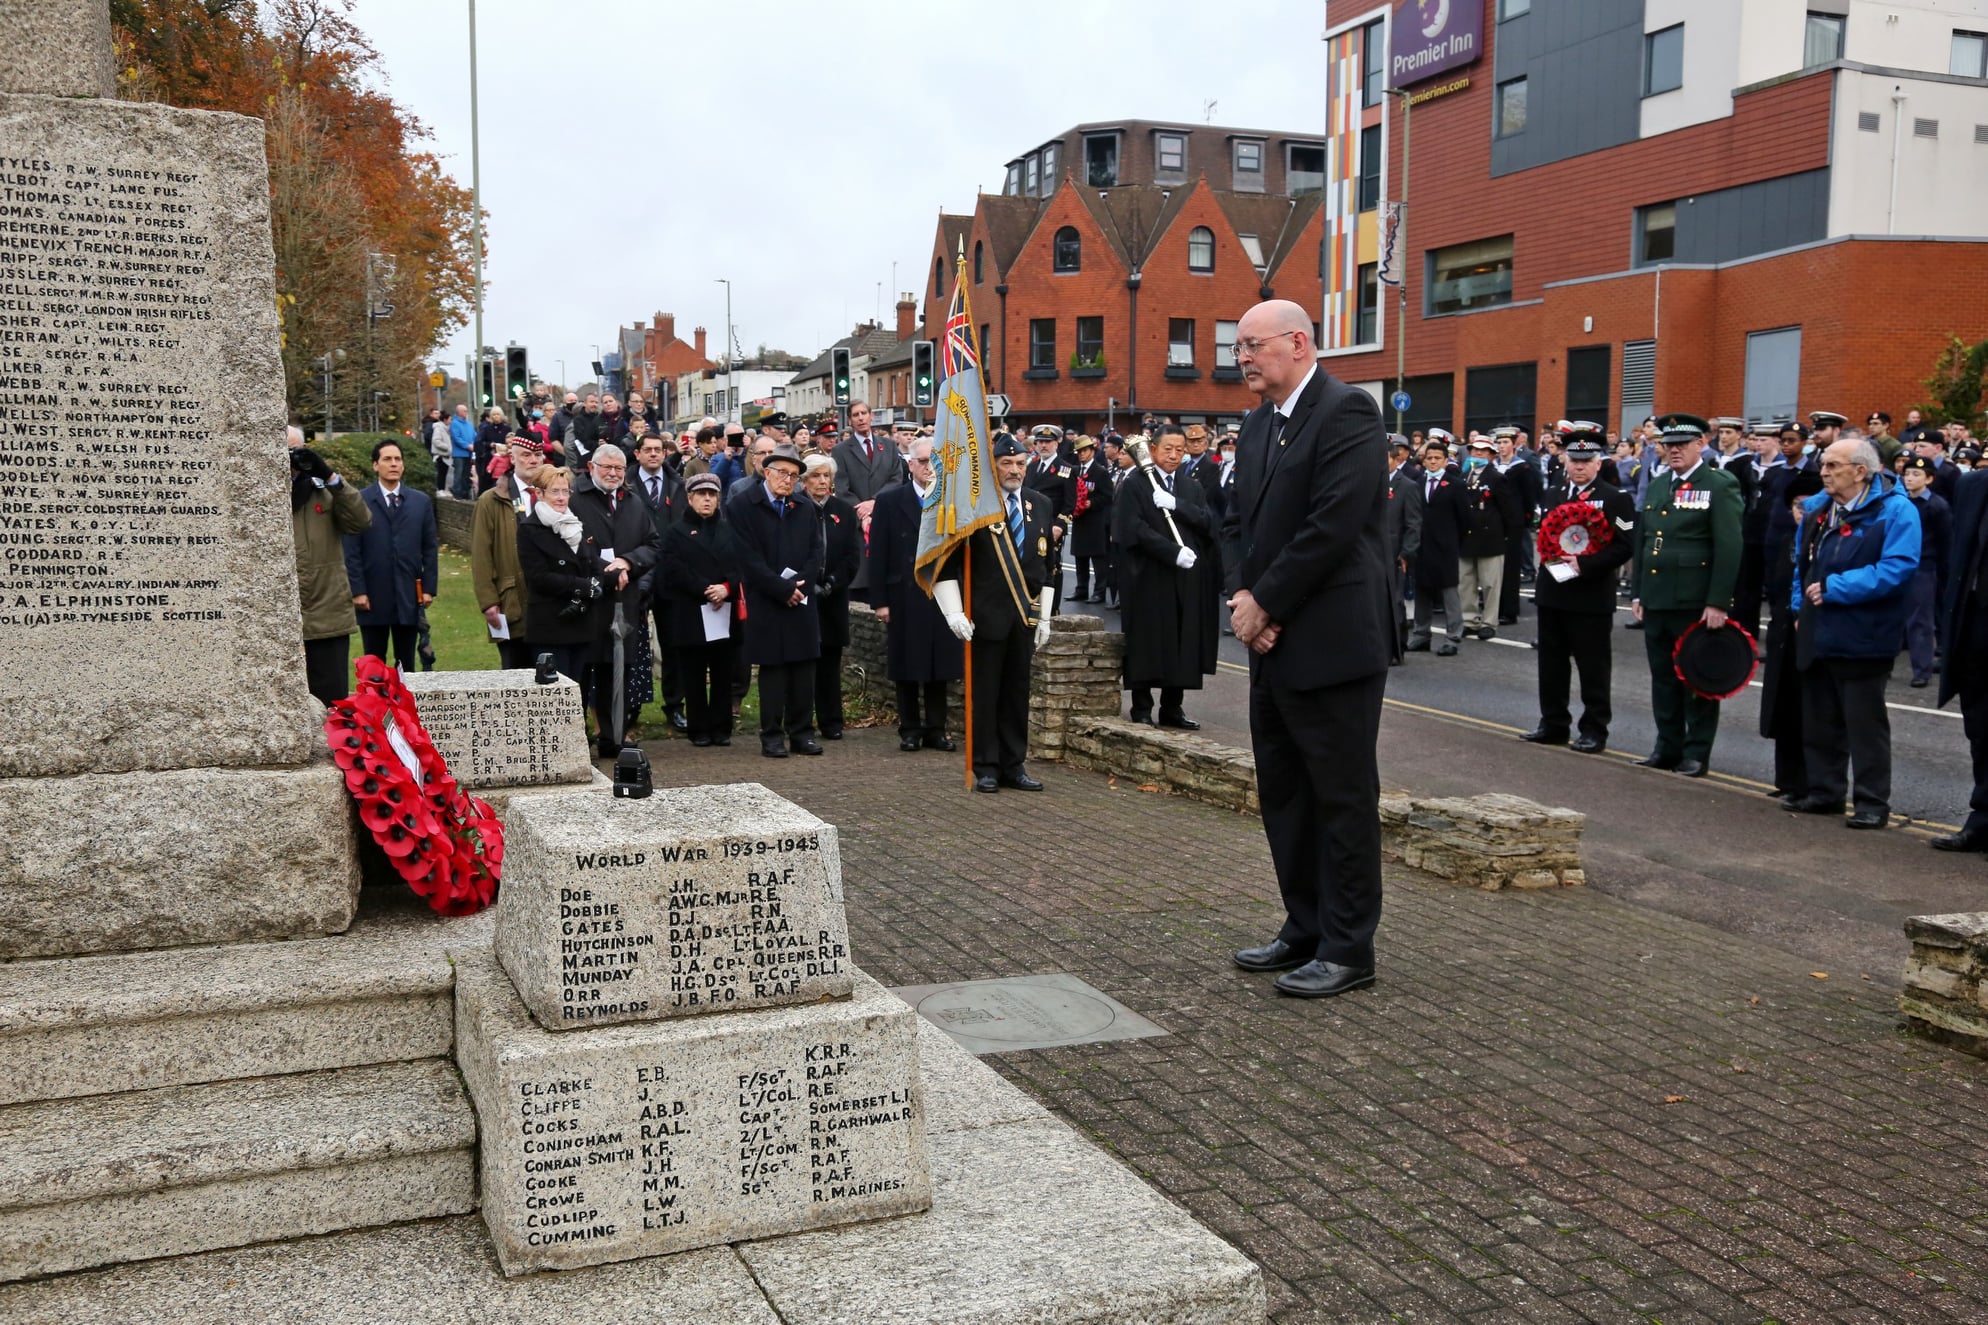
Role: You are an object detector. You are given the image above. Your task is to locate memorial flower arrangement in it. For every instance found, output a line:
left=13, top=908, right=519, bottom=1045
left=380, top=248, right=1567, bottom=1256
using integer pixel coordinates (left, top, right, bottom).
left=323, top=656, right=503, bottom=916
left=1535, top=500, right=1613, bottom=563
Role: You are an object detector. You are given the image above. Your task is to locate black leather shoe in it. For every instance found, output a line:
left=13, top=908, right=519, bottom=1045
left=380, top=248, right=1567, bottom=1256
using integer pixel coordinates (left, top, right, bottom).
left=1674, top=759, right=1707, bottom=778
left=1157, top=711, right=1200, bottom=730
left=999, top=772, right=1044, bottom=791
left=821, top=726, right=844, bottom=740
left=792, top=739, right=825, bottom=756
left=1232, top=939, right=1312, bottom=972
left=1435, top=642, right=1458, bottom=656
left=760, top=740, right=788, bottom=759
left=691, top=735, right=713, bottom=748
left=1498, top=615, right=1519, bottom=626
left=1933, top=830, right=1988, bottom=853
left=1570, top=735, right=1606, bottom=754
left=1275, top=960, right=1377, bottom=999
left=974, top=775, right=999, bottom=793
left=899, top=735, right=924, bottom=752
left=1519, top=727, right=1568, bottom=745
left=712, top=735, right=731, bottom=747
left=925, top=734, right=958, bottom=752
left=670, top=711, right=689, bottom=732
left=1128, top=710, right=1155, bottom=726
left=1476, top=627, right=1497, bottom=642
left=1404, top=638, right=1431, bottom=653
left=1846, top=808, right=1889, bottom=830
left=597, top=739, right=620, bottom=760
left=1785, top=797, right=1843, bottom=816
left=1634, top=753, right=1679, bottom=770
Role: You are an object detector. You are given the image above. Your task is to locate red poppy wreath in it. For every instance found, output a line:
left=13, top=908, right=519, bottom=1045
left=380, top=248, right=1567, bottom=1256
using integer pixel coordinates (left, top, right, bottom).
left=323, top=656, right=504, bottom=916
left=1536, top=501, right=1613, bottom=564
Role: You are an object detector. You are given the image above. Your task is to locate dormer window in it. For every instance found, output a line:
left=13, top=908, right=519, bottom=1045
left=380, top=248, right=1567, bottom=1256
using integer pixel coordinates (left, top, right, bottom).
left=1233, top=139, right=1264, bottom=192
left=1156, top=132, right=1186, bottom=181
left=1085, top=133, right=1119, bottom=187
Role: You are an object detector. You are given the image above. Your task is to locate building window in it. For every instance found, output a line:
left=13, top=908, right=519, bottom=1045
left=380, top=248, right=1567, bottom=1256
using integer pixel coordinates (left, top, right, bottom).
left=1645, top=24, right=1684, bottom=97
left=1075, top=316, right=1104, bottom=368
left=1041, top=142, right=1060, bottom=188
left=1003, top=163, right=1022, bottom=195
left=1357, top=126, right=1382, bottom=211
left=1053, top=226, right=1081, bottom=273
left=1238, top=233, right=1266, bottom=269
left=933, top=257, right=944, bottom=298
left=1233, top=140, right=1264, bottom=190
left=1156, top=132, right=1186, bottom=176
left=1289, top=144, right=1325, bottom=194
left=1029, top=319, right=1056, bottom=371
left=1428, top=235, right=1515, bottom=316
left=1566, top=345, right=1611, bottom=426
left=973, top=241, right=984, bottom=284
left=1804, top=12, right=1845, bottom=66
left=1363, top=18, right=1386, bottom=107
left=1500, top=0, right=1531, bottom=18
left=979, top=323, right=991, bottom=369
left=1356, top=263, right=1379, bottom=345
left=1496, top=78, right=1527, bottom=137
left=1955, top=30, right=1988, bottom=78
left=1168, top=319, right=1196, bottom=368
left=1024, top=153, right=1040, bottom=196
left=1636, top=202, right=1676, bottom=265
left=1084, top=134, right=1118, bottom=187
left=1464, top=363, right=1538, bottom=439
left=1188, top=226, right=1214, bottom=273
left=1215, top=320, right=1239, bottom=370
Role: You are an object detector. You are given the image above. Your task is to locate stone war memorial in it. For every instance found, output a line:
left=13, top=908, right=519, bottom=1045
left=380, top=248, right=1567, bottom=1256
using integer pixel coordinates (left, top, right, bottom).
left=0, top=4, right=1264, bottom=1318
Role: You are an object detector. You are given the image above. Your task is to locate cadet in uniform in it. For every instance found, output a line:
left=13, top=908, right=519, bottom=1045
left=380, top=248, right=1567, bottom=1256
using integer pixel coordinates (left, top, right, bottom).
left=1631, top=413, right=1745, bottom=776
left=1521, top=425, right=1637, bottom=753
left=935, top=435, right=1056, bottom=792
left=1023, top=424, right=1076, bottom=613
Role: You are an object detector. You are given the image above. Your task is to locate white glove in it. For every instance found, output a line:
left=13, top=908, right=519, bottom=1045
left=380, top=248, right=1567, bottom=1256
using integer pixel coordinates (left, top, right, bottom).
left=1151, top=487, right=1177, bottom=512
left=1174, top=546, right=1198, bottom=570
left=935, top=579, right=974, bottom=641
left=1033, top=588, right=1055, bottom=650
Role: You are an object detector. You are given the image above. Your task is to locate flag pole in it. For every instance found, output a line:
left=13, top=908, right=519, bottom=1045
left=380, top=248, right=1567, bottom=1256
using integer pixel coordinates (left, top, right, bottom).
left=961, top=539, right=974, bottom=790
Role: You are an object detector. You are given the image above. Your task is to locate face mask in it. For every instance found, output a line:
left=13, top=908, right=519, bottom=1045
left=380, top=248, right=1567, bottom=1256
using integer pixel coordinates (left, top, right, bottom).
left=1465, top=456, right=1488, bottom=470
left=531, top=410, right=543, bottom=419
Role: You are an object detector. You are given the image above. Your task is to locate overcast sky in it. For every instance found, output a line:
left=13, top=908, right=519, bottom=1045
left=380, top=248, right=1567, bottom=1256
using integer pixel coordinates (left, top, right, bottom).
left=348, top=0, right=1335, bottom=391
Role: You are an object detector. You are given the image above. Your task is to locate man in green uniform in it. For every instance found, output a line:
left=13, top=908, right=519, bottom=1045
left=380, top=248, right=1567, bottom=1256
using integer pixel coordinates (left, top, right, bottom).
left=1631, top=413, right=1744, bottom=777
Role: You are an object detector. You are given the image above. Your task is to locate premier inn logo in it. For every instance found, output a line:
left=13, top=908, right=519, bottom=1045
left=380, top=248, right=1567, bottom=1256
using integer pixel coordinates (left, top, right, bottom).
left=1417, top=0, right=1448, bottom=37
left=1391, top=0, right=1481, bottom=86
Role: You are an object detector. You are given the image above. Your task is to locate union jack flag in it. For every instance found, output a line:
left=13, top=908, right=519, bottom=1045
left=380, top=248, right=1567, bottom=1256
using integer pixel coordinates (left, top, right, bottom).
left=914, top=252, right=1004, bottom=595
left=940, top=278, right=977, bottom=378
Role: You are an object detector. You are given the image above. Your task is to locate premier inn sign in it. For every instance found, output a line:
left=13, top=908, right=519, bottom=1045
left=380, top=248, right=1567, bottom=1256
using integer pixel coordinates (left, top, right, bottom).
left=1389, top=0, right=1483, bottom=88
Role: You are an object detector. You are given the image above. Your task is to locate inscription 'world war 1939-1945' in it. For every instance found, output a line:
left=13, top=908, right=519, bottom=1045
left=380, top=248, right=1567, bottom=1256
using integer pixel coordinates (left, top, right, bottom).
left=0, top=154, right=222, bottom=633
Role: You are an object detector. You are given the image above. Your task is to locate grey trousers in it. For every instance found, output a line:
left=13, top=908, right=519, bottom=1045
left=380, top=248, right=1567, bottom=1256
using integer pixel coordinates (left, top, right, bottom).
left=1408, top=586, right=1464, bottom=643
left=1459, top=555, right=1504, bottom=630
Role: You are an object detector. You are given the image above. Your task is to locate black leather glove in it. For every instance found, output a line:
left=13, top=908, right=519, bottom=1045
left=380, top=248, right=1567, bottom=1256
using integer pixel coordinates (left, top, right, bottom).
left=291, top=446, right=334, bottom=483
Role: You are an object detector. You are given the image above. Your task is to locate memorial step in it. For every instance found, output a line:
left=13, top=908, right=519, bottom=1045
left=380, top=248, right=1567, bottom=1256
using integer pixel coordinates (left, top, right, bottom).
left=0, top=904, right=489, bottom=1106
left=0, top=1058, right=477, bottom=1283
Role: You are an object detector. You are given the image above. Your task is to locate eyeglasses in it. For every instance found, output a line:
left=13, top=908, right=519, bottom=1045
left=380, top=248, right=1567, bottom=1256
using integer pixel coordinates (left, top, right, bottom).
left=1234, top=330, right=1301, bottom=358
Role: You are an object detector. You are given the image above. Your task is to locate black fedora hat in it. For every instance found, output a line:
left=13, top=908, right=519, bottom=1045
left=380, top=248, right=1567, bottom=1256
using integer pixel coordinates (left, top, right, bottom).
left=1671, top=620, right=1759, bottom=701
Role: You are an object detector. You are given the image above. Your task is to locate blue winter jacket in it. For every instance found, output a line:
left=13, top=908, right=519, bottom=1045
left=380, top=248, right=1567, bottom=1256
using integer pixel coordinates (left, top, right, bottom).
left=1790, top=474, right=1922, bottom=660
left=448, top=414, right=476, bottom=459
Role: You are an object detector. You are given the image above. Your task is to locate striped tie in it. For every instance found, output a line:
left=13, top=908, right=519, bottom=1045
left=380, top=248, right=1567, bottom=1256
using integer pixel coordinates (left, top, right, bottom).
left=1008, top=493, right=1025, bottom=552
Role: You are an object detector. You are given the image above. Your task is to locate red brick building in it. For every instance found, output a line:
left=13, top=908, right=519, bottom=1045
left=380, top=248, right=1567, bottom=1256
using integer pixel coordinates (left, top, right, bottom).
left=623, top=313, right=714, bottom=420
left=1319, top=0, right=1988, bottom=437
left=919, top=119, right=1332, bottom=435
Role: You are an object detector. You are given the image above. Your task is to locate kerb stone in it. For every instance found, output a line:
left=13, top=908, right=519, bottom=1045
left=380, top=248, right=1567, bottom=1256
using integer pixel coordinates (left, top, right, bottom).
left=455, top=951, right=931, bottom=1276
left=494, top=784, right=852, bottom=1031
left=0, top=760, right=360, bottom=960
left=0, top=91, right=319, bottom=778
left=404, top=670, right=591, bottom=791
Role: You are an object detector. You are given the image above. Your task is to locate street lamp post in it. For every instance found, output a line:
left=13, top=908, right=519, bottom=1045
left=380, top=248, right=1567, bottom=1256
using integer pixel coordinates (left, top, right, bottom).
left=713, top=278, right=733, bottom=425
left=467, top=0, right=484, bottom=423
left=1385, top=86, right=1412, bottom=436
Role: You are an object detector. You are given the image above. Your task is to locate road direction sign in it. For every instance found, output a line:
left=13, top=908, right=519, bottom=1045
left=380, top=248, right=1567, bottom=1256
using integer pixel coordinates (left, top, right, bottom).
left=429, top=371, right=447, bottom=388
left=985, top=393, right=1011, bottom=419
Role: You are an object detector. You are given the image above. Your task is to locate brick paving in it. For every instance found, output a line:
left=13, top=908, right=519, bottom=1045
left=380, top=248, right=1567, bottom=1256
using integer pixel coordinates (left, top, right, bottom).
left=644, top=728, right=1988, bottom=1325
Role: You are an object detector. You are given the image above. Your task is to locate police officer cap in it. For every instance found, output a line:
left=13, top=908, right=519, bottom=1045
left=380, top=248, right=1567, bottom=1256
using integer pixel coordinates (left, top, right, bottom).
left=1029, top=424, right=1064, bottom=442
left=1809, top=409, right=1848, bottom=428
left=992, top=433, right=1027, bottom=458
left=1560, top=422, right=1606, bottom=456
left=1672, top=621, right=1760, bottom=701
left=1901, top=455, right=1938, bottom=475
left=1655, top=412, right=1710, bottom=441
left=757, top=411, right=791, bottom=432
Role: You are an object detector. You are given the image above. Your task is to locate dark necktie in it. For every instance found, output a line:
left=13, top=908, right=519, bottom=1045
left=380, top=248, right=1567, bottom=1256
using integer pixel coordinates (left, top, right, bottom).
left=389, top=492, right=400, bottom=511
left=609, top=491, right=618, bottom=514
left=1008, top=494, right=1025, bottom=551
left=1269, top=412, right=1287, bottom=448
left=647, top=476, right=660, bottom=505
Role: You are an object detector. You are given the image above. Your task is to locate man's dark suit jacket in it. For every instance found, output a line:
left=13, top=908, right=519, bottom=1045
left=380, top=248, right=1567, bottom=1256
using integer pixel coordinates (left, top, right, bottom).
left=1221, top=370, right=1393, bottom=689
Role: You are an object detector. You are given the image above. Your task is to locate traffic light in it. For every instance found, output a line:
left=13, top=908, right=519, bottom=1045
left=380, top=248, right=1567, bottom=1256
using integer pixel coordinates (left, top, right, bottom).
left=506, top=345, right=529, bottom=400
left=911, top=340, right=935, bottom=408
left=831, top=347, right=852, bottom=406
left=478, top=357, right=495, bottom=407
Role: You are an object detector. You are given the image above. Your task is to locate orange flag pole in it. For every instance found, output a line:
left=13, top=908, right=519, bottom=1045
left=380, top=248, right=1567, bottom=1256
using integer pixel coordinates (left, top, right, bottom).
left=961, top=538, right=975, bottom=790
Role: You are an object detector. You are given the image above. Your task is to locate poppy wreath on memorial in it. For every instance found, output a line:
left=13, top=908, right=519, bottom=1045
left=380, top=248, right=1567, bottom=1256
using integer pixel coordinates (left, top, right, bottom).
left=1535, top=500, right=1613, bottom=564
left=323, top=655, right=504, bottom=917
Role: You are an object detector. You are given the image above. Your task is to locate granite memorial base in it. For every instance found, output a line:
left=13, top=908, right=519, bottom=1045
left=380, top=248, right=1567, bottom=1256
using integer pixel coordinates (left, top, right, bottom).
left=403, top=671, right=593, bottom=792
left=0, top=758, right=361, bottom=960
left=493, top=785, right=852, bottom=1031
left=1901, top=912, right=1988, bottom=1056
left=456, top=952, right=930, bottom=1275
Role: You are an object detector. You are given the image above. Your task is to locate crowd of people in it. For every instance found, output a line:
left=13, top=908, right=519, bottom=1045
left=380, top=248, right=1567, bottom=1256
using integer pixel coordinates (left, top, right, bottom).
left=290, top=376, right=1988, bottom=845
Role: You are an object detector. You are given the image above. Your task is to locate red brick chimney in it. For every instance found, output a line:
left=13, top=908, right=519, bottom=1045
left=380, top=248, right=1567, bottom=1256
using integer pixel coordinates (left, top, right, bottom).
left=656, top=312, right=675, bottom=343
left=694, top=326, right=707, bottom=360
left=896, top=293, right=917, bottom=342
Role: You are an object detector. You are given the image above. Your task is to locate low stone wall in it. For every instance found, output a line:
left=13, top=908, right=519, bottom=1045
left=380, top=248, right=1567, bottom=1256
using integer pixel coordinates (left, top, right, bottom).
left=1379, top=792, right=1585, bottom=890
left=1064, top=717, right=1258, bottom=813
left=434, top=493, right=472, bottom=551
left=1901, top=913, right=1988, bottom=1056
left=841, top=603, right=1122, bottom=759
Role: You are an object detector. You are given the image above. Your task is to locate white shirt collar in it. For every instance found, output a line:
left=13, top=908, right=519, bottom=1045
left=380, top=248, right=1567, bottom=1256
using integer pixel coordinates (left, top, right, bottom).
left=1275, top=365, right=1317, bottom=420
left=912, top=481, right=931, bottom=502
left=378, top=481, right=402, bottom=497
left=1674, top=459, right=1704, bottom=483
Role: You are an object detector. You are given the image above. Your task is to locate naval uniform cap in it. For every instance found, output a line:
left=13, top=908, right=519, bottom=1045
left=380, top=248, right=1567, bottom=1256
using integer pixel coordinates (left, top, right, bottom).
left=1491, top=425, right=1520, bottom=440
left=1030, top=424, right=1064, bottom=441
left=1710, top=417, right=1746, bottom=431
left=1425, top=427, right=1454, bottom=445
left=1809, top=410, right=1848, bottom=428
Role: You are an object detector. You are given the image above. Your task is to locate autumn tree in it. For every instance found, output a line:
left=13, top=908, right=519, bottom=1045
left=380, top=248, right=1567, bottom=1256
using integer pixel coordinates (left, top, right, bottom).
left=112, top=0, right=478, bottom=433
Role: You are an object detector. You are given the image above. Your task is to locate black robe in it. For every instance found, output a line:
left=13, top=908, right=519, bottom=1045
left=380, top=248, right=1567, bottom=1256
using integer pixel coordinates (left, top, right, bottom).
left=1069, top=458, right=1116, bottom=559
left=810, top=492, right=863, bottom=651
left=1112, top=465, right=1219, bottom=690
left=864, top=481, right=964, bottom=684
left=726, top=487, right=826, bottom=666
left=657, top=508, right=741, bottom=648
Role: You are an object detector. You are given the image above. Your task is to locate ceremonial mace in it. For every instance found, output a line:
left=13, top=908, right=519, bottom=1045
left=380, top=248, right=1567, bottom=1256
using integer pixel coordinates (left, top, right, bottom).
left=1124, top=434, right=1185, bottom=549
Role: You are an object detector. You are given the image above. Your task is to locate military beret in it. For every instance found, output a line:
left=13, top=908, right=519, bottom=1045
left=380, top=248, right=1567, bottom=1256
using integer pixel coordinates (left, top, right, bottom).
left=992, top=434, right=1027, bottom=458
left=1787, top=470, right=1825, bottom=501
left=1961, top=447, right=1985, bottom=463
left=1901, top=455, right=1937, bottom=475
